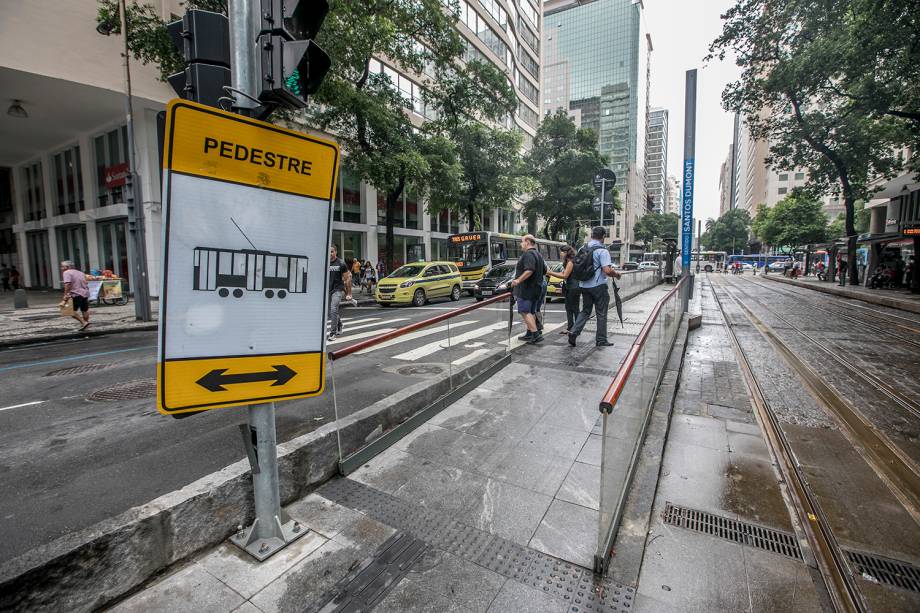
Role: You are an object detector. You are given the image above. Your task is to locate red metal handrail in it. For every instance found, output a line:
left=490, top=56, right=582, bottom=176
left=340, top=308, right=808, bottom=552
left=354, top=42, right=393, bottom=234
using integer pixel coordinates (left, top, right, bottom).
left=328, top=291, right=512, bottom=360
left=599, top=276, right=687, bottom=413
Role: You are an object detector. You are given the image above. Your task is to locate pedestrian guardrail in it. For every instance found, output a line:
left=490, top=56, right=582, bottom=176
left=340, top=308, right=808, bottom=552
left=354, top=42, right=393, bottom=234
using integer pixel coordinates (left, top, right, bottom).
left=594, top=275, right=689, bottom=574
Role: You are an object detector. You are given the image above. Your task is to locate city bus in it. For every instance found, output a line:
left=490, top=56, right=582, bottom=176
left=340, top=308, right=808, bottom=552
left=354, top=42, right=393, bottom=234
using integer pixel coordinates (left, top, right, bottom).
left=727, top=253, right=792, bottom=269
left=447, top=231, right=564, bottom=293
left=641, top=250, right=727, bottom=272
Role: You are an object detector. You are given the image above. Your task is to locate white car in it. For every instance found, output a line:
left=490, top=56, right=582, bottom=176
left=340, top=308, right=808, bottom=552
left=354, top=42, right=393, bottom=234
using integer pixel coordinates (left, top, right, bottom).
left=742, top=263, right=754, bottom=272
left=637, top=261, right=659, bottom=270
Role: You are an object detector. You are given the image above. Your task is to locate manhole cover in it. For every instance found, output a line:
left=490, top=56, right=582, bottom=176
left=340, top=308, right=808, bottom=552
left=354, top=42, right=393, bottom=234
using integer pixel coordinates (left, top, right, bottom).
left=397, top=364, right=445, bottom=376
left=46, top=363, right=112, bottom=377
left=87, top=379, right=156, bottom=402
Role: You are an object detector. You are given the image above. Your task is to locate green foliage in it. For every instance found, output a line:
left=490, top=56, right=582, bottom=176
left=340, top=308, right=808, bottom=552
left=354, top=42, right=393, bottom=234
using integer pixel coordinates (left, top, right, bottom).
left=751, top=191, right=828, bottom=250
left=523, top=111, right=608, bottom=243
left=700, top=208, right=751, bottom=253
left=633, top=213, right=680, bottom=252
left=827, top=200, right=869, bottom=239
left=708, top=0, right=908, bottom=251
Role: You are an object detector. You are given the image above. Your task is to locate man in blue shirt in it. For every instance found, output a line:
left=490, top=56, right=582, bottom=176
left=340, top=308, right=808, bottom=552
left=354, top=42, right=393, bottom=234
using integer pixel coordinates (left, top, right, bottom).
left=569, top=226, right=621, bottom=347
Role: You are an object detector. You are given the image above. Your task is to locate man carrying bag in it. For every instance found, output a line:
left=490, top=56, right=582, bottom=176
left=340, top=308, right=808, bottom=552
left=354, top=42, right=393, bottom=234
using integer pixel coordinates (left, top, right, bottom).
left=568, top=227, right=620, bottom=347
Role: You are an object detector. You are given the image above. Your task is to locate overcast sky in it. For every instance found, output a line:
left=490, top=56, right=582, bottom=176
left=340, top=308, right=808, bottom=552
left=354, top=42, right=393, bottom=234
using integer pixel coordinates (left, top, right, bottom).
left=643, top=0, right=741, bottom=222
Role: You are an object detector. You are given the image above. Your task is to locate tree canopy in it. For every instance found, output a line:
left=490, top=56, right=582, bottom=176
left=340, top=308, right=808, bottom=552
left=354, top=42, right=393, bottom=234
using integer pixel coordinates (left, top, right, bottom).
left=523, top=111, right=608, bottom=243
left=751, top=192, right=828, bottom=251
left=633, top=212, right=680, bottom=252
left=700, top=208, right=751, bottom=253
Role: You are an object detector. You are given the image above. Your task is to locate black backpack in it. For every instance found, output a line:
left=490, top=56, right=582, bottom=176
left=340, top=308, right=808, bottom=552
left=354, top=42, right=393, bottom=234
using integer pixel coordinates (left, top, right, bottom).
left=572, top=244, right=604, bottom=282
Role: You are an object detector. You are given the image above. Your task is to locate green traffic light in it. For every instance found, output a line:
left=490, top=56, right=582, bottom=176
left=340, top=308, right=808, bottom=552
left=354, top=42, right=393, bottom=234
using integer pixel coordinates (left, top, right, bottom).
left=285, top=69, right=302, bottom=96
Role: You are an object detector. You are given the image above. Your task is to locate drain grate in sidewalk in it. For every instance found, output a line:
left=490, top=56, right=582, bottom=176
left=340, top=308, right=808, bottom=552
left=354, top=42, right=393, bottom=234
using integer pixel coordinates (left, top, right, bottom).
left=846, top=550, right=920, bottom=593
left=312, top=532, right=429, bottom=612
left=662, top=502, right=802, bottom=560
left=320, top=478, right=635, bottom=613
left=86, top=378, right=156, bottom=402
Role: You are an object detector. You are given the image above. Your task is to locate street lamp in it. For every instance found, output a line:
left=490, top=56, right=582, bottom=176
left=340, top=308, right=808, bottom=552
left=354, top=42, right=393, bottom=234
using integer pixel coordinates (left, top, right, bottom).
left=97, top=0, right=153, bottom=321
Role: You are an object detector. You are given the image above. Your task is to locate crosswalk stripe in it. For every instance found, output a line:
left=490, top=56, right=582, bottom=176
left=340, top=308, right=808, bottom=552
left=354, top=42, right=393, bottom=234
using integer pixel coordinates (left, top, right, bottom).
left=502, top=322, right=567, bottom=349
left=327, top=328, right=396, bottom=345
left=452, top=348, right=492, bottom=366
left=353, top=320, right=478, bottom=355
left=327, top=317, right=381, bottom=328
left=336, top=318, right=409, bottom=333
left=392, top=321, right=517, bottom=361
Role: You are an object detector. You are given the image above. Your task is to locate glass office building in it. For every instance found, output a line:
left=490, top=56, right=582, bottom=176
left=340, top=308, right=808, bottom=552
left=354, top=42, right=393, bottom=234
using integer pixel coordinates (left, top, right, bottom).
left=543, top=0, right=650, bottom=257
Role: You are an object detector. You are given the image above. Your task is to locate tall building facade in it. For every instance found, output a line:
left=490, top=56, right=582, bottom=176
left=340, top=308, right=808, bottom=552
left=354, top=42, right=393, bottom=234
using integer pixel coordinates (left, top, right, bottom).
left=1, top=0, right=542, bottom=291
left=665, top=175, right=680, bottom=216
left=543, top=0, right=650, bottom=260
left=645, top=108, right=668, bottom=213
left=718, top=144, right=734, bottom=217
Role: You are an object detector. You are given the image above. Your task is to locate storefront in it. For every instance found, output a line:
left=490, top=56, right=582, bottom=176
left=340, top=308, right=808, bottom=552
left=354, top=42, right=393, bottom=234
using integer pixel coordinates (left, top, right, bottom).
left=97, top=218, right=130, bottom=289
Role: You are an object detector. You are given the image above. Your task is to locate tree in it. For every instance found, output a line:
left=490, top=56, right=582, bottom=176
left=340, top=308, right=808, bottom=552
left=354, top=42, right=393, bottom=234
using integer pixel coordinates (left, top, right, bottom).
left=827, top=200, right=869, bottom=239
left=700, top=208, right=751, bottom=253
left=709, top=0, right=906, bottom=285
left=751, top=192, right=828, bottom=252
left=633, top=212, right=680, bottom=252
left=523, top=111, right=608, bottom=243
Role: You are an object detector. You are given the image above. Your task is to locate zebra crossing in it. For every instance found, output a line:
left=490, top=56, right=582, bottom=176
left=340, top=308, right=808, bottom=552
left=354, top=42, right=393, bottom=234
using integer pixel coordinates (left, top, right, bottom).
left=325, top=312, right=554, bottom=365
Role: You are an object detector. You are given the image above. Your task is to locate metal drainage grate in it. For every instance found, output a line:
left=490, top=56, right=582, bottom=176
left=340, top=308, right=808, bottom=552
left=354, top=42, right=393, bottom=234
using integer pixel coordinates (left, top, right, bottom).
left=87, top=379, right=156, bottom=402
left=662, top=502, right=802, bottom=560
left=45, top=363, right=112, bottom=377
left=846, top=550, right=920, bottom=593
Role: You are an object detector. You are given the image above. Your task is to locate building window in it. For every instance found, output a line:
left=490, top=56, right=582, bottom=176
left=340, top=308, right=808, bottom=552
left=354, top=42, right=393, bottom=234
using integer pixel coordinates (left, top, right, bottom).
left=97, top=219, right=130, bottom=288
left=518, top=16, right=539, bottom=54
left=57, top=225, right=89, bottom=272
left=518, top=45, right=539, bottom=79
left=778, top=187, right=788, bottom=195
left=22, top=161, right=46, bottom=221
left=518, top=73, right=539, bottom=105
left=518, top=103, right=539, bottom=129
left=331, top=230, right=364, bottom=264
left=335, top=169, right=362, bottom=224
left=794, top=172, right=805, bottom=180
left=376, top=187, right=419, bottom=230
left=778, top=173, right=788, bottom=181
left=94, top=126, right=129, bottom=206
left=430, top=237, right=449, bottom=260
left=521, top=0, right=538, bottom=28
left=26, top=231, right=52, bottom=287
left=478, top=0, right=507, bottom=31
left=51, top=145, right=84, bottom=215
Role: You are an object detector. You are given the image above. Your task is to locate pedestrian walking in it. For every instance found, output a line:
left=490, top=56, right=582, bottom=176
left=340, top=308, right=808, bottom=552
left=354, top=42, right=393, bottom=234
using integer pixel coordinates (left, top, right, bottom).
left=838, top=257, right=848, bottom=287
left=568, top=226, right=621, bottom=348
left=504, top=234, right=545, bottom=345
left=327, top=245, right=352, bottom=341
left=361, top=261, right=376, bottom=295
left=0, top=263, right=10, bottom=292
left=351, top=257, right=362, bottom=279
left=60, top=260, right=91, bottom=330
left=9, top=266, right=19, bottom=290
left=546, top=245, right=580, bottom=334
left=377, top=259, right=386, bottom=280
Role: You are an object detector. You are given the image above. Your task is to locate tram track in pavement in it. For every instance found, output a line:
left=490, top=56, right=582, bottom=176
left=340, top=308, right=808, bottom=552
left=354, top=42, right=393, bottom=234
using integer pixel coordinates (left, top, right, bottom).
left=749, top=275, right=920, bottom=349
left=709, top=275, right=869, bottom=613
left=713, top=275, right=920, bottom=522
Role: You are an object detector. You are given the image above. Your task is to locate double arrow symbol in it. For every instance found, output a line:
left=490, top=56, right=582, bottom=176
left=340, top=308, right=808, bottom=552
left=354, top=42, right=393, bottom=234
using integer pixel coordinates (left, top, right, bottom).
left=196, top=365, right=297, bottom=392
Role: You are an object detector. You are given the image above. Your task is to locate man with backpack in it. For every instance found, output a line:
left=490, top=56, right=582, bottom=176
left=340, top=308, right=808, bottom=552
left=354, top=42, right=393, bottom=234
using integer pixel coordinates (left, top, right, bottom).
left=568, top=226, right=621, bottom=348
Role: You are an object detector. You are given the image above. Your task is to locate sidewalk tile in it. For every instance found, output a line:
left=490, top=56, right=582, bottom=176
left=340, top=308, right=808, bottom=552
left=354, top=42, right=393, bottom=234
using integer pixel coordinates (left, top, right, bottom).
left=231, top=602, right=263, bottom=613
left=653, top=441, right=733, bottom=519
left=576, top=434, right=603, bottom=466
left=464, top=410, right=535, bottom=440
left=198, top=531, right=327, bottom=599
left=455, top=478, right=552, bottom=547
left=667, top=414, right=729, bottom=452
left=520, top=424, right=591, bottom=461
left=744, top=546, right=822, bottom=613
left=285, top=493, right=366, bottom=539
left=538, top=402, right=600, bottom=433
left=393, top=462, right=488, bottom=516
left=110, top=564, right=244, bottom=613
left=402, top=549, right=507, bottom=613
left=373, top=577, right=472, bottom=613
left=486, top=578, right=567, bottom=613
left=529, top=499, right=598, bottom=569
left=349, top=447, right=429, bottom=494
left=477, top=444, right=571, bottom=496
left=556, top=461, right=601, bottom=511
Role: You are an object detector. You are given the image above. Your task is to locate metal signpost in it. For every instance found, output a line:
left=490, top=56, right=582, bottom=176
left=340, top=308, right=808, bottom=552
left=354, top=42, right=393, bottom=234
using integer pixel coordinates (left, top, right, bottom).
left=593, top=169, right=617, bottom=228
left=157, top=98, right=339, bottom=559
left=680, top=69, right=697, bottom=278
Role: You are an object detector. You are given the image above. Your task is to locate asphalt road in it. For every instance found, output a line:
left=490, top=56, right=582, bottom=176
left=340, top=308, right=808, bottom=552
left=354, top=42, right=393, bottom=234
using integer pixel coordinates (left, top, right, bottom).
left=0, top=294, right=566, bottom=561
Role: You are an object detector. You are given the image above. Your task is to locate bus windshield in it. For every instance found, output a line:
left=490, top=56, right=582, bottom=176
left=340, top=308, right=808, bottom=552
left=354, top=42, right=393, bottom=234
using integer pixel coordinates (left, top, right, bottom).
left=448, top=240, right=490, bottom=268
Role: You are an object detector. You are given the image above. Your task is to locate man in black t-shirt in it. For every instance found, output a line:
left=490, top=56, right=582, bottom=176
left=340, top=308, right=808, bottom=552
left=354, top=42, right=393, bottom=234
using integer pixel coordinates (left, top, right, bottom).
left=506, top=234, right=545, bottom=344
left=327, top=245, right=352, bottom=341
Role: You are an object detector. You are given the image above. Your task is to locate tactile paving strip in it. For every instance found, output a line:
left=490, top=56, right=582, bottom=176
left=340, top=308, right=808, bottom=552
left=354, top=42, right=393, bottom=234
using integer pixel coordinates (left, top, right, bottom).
left=319, top=478, right=635, bottom=613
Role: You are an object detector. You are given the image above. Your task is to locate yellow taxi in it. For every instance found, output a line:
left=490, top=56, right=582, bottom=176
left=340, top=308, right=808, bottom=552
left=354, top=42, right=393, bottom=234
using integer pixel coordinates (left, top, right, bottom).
left=375, top=261, right=463, bottom=307
left=546, top=262, right=565, bottom=302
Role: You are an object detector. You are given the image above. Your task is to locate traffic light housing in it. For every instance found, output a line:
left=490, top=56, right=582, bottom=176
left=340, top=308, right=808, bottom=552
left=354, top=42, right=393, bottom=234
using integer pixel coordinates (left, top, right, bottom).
left=166, top=10, right=231, bottom=108
left=257, top=0, right=330, bottom=109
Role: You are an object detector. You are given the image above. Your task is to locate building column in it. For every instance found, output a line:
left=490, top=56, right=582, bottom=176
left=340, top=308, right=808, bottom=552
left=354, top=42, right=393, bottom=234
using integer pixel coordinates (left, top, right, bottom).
left=421, top=198, right=432, bottom=259
left=79, top=135, right=102, bottom=274
left=363, top=181, right=378, bottom=264
left=135, top=108, right=163, bottom=297
left=10, top=167, right=32, bottom=287
left=40, top=153, right=61, bottom=288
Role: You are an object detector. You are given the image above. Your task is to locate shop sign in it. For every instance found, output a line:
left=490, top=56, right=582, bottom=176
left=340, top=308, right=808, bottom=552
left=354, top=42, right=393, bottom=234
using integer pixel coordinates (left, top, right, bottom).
left=157, top=100, right=339, bottom=414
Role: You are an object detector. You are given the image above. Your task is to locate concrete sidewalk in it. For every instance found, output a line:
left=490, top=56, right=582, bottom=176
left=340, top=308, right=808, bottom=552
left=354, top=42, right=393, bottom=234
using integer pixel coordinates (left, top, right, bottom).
left=761, top=273, right=920, bottom=314
left=108, top=285, right=673, bottom=613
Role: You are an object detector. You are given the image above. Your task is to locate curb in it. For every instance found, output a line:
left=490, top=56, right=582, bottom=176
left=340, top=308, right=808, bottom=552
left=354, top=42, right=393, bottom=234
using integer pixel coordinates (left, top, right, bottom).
left=0, top=323, right=159, bottom=349
left=759, top=274, right=920, bottom=315
left=0, top=351, right=504, bottom=613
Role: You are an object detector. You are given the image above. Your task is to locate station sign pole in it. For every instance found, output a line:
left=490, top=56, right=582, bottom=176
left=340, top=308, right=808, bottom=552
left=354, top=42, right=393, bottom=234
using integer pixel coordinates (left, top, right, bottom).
left=680, top=69, right=697, bottom=279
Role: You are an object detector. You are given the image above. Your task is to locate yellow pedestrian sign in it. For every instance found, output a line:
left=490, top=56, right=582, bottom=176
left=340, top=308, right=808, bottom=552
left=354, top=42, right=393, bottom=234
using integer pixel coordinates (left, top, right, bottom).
left=157, top=100, right=339, bottom=414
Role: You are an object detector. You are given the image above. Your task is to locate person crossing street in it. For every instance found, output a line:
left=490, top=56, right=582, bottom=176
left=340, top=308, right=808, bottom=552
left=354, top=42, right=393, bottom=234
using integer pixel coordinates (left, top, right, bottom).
left=568, top=227, right=620, bottom=347
left=327, top=245, right=352, bottom=342
left=504, top=234, right=545, bottom=345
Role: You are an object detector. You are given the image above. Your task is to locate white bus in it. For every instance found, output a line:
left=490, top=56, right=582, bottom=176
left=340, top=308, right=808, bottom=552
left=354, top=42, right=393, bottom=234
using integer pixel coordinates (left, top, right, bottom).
left=642, top=250, right=727, bottom=272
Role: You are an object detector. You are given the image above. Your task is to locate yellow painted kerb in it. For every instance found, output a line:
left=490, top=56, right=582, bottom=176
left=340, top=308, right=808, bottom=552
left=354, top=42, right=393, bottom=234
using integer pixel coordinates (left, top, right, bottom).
left=164, top=99, right=339, bottom=200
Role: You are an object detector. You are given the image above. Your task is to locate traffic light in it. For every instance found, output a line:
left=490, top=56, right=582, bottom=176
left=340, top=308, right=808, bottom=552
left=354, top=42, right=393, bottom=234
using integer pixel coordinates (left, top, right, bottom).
left=257, top=0, right=331, bottom=109
left=166, top=10, right=231, bottom=108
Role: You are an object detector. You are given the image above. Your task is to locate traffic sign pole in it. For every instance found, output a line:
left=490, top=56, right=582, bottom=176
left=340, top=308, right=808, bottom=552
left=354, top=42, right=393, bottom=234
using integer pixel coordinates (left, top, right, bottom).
left=225, top=0, right=303, bottom=561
